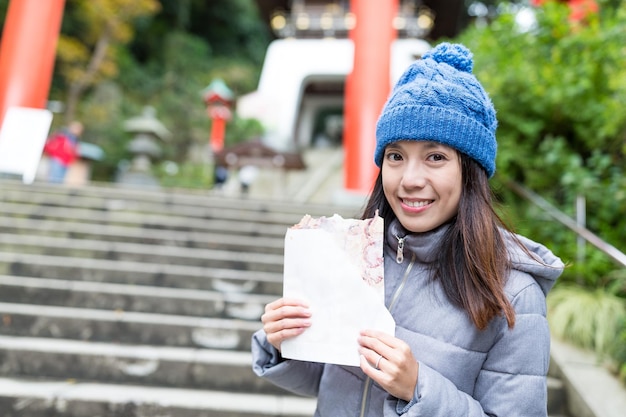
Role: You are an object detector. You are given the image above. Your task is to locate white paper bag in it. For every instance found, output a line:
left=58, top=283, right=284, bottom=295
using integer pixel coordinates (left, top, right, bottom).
left=281, top=214, right=395, bottom=367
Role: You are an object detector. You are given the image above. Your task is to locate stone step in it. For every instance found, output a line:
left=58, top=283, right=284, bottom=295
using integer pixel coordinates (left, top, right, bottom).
left=0, top=233, right=284, bottom=273
left=0, top=335, right=285, bottom=394
left=0, top=334, right=569, bottom=410
left=0, top=180, right=360, bottom=219
left=0, top=275, right=273, bottom=320
left=0, top=302, right=260, bottom=351
left=0, top=251, right=284, bottom=295
left=0, top=377, right=316, bottom=417
left=0, top=177, right=322, bottom=210
left=0, top=201, right=290, bottom=238
left=0, top=334, right=569, bottom=416
left=547, top=375, right=567, bottom=416
left=0, top=193, right=309, bottom=226
left=0, top=352, right=566, bottom=417
left=549, top=337, right=625, bottom=417
left=0, top=217, right=285, bottom=254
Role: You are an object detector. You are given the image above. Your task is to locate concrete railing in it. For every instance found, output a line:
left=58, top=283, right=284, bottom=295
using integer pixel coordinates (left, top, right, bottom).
left=506, top=180, right=626, bottom=268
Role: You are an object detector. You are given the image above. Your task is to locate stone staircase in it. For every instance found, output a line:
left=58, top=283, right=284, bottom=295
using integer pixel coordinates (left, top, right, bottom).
left=0, top=179, right=569, bottom=416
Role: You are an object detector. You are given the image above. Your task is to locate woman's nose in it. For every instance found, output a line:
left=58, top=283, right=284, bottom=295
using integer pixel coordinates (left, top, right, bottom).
left=400, top=162, right=427, bottom=188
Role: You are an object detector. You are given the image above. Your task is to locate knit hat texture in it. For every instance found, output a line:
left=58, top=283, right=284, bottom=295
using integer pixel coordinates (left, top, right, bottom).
left=374, top=42, right=497, bottom=177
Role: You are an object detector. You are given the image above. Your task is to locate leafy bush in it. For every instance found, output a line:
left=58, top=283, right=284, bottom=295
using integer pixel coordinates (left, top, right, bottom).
left=153, top=161, right=214, bottom=189
left=548, top=285, right=625, bottom=356
left=457, top=1, right=626, bottom=379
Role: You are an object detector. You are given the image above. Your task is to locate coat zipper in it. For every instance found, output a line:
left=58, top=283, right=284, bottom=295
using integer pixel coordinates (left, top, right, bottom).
left=395, top=235, right=405, bottom=264
left=358, top=253, right=415, bottom=417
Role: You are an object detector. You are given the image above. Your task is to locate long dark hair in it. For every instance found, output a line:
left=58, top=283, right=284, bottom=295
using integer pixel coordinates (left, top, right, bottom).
left=361, top=154, right=516, bottom=330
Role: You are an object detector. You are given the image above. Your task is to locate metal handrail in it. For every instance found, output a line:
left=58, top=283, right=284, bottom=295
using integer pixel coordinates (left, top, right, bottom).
left=505, top=180, right=626, bottom=268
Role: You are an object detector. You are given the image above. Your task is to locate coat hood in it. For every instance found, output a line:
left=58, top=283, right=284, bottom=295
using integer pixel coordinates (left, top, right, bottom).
left=505, top=232, right=564, bottom=296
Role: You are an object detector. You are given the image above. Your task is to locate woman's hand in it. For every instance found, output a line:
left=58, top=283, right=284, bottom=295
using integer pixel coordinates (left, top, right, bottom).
left=261, top=298, right=311, bottom=351
left=358, top=329, right=419, bottom=402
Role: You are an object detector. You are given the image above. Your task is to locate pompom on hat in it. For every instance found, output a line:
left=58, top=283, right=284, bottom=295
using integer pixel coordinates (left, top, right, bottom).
left=374, top=42, right=498, bottom=177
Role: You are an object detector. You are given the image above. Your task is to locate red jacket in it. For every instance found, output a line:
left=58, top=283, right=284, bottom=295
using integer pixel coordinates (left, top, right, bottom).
left=43, top=133, right=77, bottom=165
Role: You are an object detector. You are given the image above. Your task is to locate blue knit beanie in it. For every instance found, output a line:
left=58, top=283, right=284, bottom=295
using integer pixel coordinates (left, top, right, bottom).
left=375, top=42, right=497, bottom=177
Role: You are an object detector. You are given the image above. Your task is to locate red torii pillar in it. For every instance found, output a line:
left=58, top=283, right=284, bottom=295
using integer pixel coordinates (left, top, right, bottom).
left=0, top=0, right=66, bottom=126
left=343, top=0, right=398, bottom=194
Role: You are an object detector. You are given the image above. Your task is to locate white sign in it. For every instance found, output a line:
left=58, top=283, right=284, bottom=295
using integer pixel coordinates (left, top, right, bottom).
left=0, top=107, right=53, bottom=184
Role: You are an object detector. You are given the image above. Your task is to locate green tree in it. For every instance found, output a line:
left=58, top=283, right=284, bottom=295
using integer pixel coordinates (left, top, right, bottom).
left=55, top=0, right=161, bottom=124
left=128, top=0, right=270, bottom=93
left=52, top=0, right=270, bottom=182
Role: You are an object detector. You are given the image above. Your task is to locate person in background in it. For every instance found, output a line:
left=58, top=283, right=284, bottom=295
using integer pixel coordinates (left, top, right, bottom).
left=251, top=43, right=564, bottom=416
left=238, top=164, right=259, bottom=196
left=213, top=164, right=229, bottom=190
left=44, top=120, right=83, bottom=184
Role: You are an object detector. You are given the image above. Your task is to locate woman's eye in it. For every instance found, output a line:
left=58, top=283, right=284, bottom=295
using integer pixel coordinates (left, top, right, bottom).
left=428, top=153, right=446, bottom=162
left=386, top=152, right=403, bottom=161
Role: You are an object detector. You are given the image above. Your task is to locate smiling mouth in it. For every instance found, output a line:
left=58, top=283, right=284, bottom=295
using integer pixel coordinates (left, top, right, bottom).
left=402, top=199, right=434, bottom=208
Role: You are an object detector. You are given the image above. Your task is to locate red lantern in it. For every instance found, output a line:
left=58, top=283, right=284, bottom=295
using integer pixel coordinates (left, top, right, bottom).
left=202, top=79, right=234, bottom=153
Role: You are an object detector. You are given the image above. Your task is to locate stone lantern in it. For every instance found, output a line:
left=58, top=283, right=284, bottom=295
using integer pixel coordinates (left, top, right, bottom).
left=117, top=106, right=171, bottom=188
left=202, top=78, right=233, bottom=154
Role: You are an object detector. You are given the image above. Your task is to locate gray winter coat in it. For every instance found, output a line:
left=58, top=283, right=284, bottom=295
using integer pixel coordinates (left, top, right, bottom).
left=252, top=219, right=564, bottom=416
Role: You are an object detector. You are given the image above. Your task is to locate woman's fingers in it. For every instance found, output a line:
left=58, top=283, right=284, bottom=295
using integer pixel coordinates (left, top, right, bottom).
left=265, top=324, right=309, bottom=349
left=358, top=329, right=418, bottom=402
left=264, top=298, right=309, bottom=313
left=359, top=329, right=399, bottom=346
left=263, top=316, right=311, bottom=334
left=359, top=349, right=385, bottom=371
left=358, top=330, right=391, bottom=370
left=358, top=330, right=396, bottom=360
left=262, top=304, right=310, bottom=323
left=262, top=298, right=311, bottom=351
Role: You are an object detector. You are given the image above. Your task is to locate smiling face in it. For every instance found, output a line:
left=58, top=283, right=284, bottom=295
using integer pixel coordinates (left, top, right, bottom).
left=382, top=140, right=462, bottom=233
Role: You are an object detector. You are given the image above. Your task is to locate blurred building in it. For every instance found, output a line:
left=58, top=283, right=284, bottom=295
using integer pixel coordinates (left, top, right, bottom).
left=239, top=0, right=435, bottom=152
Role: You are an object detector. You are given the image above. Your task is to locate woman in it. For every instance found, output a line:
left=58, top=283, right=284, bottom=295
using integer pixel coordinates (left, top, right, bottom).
left=252, top=43, right=564, bottom=416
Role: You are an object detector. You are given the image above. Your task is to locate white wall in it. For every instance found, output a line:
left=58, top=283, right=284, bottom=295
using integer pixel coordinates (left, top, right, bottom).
left=237, top=38, right=430, bottom=151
